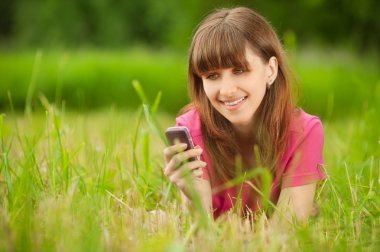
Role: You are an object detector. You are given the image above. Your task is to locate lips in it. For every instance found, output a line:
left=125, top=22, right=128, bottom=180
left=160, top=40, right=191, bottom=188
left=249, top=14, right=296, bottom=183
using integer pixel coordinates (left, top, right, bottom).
left=222, top=96, right=247, bottom=106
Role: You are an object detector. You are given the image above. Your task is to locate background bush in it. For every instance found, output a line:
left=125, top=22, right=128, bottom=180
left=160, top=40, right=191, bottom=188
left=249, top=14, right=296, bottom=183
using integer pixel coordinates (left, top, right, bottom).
left=1, top=48, right=379, bottom=118
left=0, top=0, right=379, bottom=117
left=1, top=0, right=379, bottom=51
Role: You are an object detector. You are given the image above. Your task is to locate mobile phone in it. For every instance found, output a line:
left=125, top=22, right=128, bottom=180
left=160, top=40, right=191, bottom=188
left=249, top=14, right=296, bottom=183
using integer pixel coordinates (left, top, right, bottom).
left=165, top=126, right=199, bottom=161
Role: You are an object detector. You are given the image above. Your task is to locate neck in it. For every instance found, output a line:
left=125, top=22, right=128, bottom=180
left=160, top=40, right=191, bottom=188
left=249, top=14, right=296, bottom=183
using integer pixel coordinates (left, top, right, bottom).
left=233, top=121, right=257, bottom=168
left=233, top=121, right=257, bottom=141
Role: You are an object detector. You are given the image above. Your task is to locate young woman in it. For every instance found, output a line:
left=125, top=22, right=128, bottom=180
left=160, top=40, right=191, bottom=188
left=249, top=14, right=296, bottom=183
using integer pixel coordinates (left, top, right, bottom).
left=163, top=7, right=326, bottom=222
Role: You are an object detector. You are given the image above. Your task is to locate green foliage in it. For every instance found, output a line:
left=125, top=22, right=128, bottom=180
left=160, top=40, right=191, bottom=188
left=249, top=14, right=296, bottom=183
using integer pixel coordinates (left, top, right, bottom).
left=1, top=48, right=379, bottom=119
left=0, top=101, right=379, bottom=250
left=4, top=0, right=209, bottom=50
left=0, top=49, right=189, bottom=114
left=1, top=0, right=380, bottom=51
left=0, top=48, right=378, bottom=250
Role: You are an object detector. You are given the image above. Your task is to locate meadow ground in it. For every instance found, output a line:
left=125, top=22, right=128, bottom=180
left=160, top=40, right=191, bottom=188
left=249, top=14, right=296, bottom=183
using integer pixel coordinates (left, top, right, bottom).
left=0, top=48, right=379, bottom=251
left=0, top=104, right=379, bottom=251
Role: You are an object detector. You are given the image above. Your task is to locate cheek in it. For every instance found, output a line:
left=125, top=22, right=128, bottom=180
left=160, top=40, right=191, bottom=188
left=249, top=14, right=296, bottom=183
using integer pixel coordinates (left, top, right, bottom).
left=251, top=76, right=267, bottom=93
left=202, top=84, right=216, bottom=100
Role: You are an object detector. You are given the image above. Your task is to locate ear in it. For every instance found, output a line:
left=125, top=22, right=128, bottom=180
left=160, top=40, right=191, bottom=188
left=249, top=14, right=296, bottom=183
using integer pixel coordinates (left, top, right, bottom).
left=266, top=56, right=278, bottom=87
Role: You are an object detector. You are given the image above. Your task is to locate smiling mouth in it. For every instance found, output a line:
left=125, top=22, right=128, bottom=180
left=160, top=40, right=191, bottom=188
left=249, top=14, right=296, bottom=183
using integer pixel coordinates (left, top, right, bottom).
left=222, top=96, right=247, bottom=106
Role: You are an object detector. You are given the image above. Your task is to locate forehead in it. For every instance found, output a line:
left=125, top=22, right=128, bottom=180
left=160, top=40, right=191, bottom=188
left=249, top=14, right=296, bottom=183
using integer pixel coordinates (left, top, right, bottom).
left=190, top=24, right=251, bottom=75
left=244, top=47, right=265, bottom=65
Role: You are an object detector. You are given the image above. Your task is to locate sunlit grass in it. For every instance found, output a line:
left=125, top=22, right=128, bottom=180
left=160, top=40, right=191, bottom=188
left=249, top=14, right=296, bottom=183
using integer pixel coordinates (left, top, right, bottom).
left=0, top=48, right=379, bottom=250
left=0, top=97, right=379, bottom=251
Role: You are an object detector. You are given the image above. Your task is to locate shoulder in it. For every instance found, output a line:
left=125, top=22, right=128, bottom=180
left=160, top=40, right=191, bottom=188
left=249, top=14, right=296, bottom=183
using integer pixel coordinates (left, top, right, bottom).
left=175, top=108, right=203, bottom=136
left=290, top=109, right=323, bottom=133
left=288, top=109, right=324, bottom=146
left=279, top=109, right=326, bottom=188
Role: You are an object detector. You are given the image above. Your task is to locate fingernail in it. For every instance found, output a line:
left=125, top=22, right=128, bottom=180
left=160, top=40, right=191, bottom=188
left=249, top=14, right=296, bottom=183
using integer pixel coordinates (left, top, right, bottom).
left=180, top=143, right=188, bottom=148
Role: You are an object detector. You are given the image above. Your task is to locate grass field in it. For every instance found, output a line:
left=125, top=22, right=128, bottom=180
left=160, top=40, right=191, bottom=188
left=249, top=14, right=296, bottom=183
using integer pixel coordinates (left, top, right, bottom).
left=1, top=47, right=379, bottom=117
left=0, top=48, right=380, bottom=251
left=1, top=103, right=379, bottom=251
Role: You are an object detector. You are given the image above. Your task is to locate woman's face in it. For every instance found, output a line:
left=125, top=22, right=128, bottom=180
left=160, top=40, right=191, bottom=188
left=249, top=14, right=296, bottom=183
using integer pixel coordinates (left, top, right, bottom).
left=201, top=46, right=278, bottom=135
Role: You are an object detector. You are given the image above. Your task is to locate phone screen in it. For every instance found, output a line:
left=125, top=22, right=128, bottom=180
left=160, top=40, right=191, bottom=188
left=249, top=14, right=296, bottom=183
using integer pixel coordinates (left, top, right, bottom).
left=165, top=126, right=198, bottom=161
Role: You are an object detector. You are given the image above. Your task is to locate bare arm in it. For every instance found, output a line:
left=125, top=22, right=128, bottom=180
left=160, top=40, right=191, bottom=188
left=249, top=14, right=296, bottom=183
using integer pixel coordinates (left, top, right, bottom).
left=269, top=183, right=317, bottom=226
left=163, top=144, right=212, bottom=215
left=180, top=178, right=212, bottom=215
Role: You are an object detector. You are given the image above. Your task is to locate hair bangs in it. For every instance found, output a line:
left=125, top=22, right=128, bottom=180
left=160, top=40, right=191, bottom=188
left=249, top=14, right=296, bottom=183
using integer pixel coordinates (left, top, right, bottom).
left=191, top=23, right=249, bottom=76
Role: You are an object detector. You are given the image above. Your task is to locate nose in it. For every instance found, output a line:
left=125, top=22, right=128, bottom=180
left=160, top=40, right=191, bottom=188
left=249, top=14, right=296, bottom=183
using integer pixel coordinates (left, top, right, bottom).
left=219, top=75, right=238, bottom=98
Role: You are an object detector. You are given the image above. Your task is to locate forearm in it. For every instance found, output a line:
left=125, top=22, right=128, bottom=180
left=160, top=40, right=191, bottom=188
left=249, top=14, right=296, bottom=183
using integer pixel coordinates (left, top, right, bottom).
left=269, top=183, right=317, bottom=227
left=180, top=179, right=212, bottom=215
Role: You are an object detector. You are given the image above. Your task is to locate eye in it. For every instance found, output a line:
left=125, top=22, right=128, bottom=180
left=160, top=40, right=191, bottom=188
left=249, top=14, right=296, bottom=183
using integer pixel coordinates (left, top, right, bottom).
left=233, top=68, right=245, bottom=74
left=205, top=73, right=219, bottom=80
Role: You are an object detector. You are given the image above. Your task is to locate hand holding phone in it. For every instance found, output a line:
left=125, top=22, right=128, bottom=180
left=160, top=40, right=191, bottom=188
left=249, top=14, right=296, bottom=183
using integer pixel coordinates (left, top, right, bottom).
left=165, top=126, right=199, bottom=162
left=163, top=126, right=207, bottom=198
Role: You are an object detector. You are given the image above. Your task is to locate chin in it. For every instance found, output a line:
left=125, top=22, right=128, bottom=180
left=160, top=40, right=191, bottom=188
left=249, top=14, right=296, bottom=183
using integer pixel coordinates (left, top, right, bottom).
left=227, top=118, right=253, bottom=128
left=217, top=108, right=254, bottom=126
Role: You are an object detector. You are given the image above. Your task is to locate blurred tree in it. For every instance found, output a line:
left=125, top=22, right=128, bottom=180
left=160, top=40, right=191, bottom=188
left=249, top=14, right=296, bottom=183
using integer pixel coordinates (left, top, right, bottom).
left=0, top=0, right=14, bottom=43
left=0, top=0, right=379, bottom=51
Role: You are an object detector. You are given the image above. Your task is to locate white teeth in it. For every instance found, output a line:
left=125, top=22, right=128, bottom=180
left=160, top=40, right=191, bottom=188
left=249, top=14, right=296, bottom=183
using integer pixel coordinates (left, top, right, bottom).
left=224, top=97, right=245, bottom=106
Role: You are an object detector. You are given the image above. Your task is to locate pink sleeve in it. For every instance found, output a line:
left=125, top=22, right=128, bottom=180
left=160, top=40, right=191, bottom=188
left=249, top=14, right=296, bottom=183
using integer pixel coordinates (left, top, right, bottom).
left=282, top=118, right=327, bottom=188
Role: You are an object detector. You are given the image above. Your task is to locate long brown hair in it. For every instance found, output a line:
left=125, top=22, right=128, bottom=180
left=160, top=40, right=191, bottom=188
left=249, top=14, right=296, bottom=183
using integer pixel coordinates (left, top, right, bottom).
left=185, top=7, right=295, bottom=181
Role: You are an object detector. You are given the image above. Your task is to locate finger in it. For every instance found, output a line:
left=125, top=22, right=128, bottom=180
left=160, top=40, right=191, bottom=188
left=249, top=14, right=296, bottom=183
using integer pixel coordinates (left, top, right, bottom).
left=169, top=168, right=192, bottom=188
left=180, top=160, right=206, bottom=171
left=192, top=168, right=203, bottom=178
left=174, top=161, right=206, bottom=180
left=164, top=158, right=206, bottom=180
left=163, top=143, right=188, bottom=163
left=167, top=159, right=203, bottom=181
left=168, top=148, right=203, bottom=167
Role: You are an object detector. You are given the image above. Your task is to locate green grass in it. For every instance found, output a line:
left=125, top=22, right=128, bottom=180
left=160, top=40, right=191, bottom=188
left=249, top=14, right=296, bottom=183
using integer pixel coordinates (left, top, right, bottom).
left=1, top=47, right=379, bottom=117
left=0, top=48, right=188, bottom=114
left=0, top=97, right=379, bottom=251
left=0, top=48, right=379, bottom=251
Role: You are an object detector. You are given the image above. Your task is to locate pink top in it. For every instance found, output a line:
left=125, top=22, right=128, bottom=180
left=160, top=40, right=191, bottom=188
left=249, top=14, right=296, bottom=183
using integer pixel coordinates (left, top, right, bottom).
left=176, top=108, right=327, bottom=218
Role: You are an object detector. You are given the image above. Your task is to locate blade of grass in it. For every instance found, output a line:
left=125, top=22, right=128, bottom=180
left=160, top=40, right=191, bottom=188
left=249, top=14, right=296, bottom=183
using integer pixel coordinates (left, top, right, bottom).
left=345, top=162, right=357, bottom=206
left=132, top=80, right=166, bottom=143
left=232, top=156, right=243, bottom=214
left=132, top=107, right=144, bottom=176
left=55, top=53, right=68, bottom=109
left=3, top=151, right=14, bottom=197
left=151, top=91, right=162, bottom=116
left=132, top=80, right=149, bottom=105
left=142, top=104, right=166, bottom=143
left=25, top=50, right=42, bottom=117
